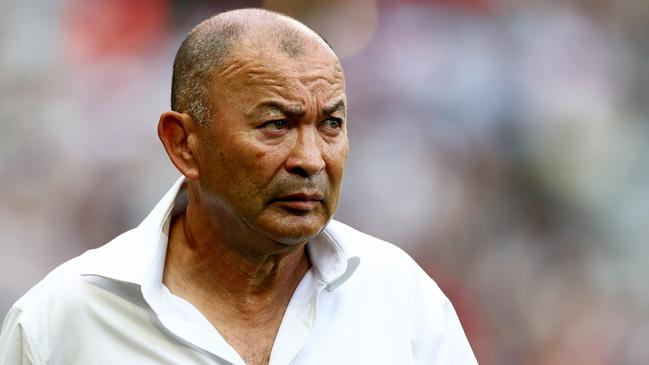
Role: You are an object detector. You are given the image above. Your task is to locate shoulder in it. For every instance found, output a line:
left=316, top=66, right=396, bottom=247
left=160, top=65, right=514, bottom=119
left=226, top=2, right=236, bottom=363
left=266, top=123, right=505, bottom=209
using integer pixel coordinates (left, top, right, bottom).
left=325, top=219, right=414, bottom=261
left=11, top=252, right=92, bottom=315
left=323, top=219, right=447, bottom=304
left=1, top=228, right=148, bottom=361
left=324, top=220, right=478, bottom=363
left=323, top=219, right=458, bottom=331
left=0, top=251, right=91, bottom=363
left=325, top=219, right=433, bottom=280
left=6, top=227, right=140, bottom=331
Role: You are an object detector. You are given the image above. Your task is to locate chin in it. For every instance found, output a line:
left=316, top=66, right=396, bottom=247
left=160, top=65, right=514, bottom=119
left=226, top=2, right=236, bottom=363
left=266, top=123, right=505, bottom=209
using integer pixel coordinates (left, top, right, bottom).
left=258, top=214, right=328, bottom=246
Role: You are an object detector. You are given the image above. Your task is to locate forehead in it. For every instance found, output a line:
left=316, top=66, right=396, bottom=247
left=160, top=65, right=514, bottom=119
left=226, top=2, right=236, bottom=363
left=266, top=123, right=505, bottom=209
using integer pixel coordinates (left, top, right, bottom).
left=214, top=41, right=345, bottom=99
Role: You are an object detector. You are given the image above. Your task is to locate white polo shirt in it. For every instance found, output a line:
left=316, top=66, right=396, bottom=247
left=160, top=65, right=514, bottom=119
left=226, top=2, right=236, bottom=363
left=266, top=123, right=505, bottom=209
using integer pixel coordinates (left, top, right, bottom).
left=0, top=178, right=477, bottom=365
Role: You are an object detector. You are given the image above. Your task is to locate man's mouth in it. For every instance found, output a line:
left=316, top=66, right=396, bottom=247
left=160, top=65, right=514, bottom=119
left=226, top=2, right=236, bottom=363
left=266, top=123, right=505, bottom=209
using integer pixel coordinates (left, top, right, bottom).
left=272, top=192, right=323, bottom=211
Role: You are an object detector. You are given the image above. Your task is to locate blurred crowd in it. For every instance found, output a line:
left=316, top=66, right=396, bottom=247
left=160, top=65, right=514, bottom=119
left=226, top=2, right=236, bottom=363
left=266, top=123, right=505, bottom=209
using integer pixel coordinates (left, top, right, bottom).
left=1, top=0, right=648, bottom=364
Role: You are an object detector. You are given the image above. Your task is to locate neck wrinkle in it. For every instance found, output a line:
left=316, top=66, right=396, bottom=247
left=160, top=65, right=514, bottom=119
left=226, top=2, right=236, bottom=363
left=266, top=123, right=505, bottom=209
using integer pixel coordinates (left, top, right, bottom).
left=164, top=208, right=312, bottom=314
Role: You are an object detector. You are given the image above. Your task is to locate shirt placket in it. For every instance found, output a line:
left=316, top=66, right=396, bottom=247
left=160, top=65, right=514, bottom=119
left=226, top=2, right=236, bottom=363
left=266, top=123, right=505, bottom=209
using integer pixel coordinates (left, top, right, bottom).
left=268, top=274, right=328, bottom=365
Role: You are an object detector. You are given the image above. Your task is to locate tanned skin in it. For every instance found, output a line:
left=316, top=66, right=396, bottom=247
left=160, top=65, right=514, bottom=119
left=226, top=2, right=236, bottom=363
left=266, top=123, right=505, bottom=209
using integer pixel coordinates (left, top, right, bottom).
left=157, top=10, right=348, bottom=365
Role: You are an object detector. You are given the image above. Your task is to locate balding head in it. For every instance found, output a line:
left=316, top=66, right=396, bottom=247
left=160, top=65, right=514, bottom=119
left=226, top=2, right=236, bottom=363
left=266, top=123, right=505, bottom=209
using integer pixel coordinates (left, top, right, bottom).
left=171, top=8, right=336, bottom=126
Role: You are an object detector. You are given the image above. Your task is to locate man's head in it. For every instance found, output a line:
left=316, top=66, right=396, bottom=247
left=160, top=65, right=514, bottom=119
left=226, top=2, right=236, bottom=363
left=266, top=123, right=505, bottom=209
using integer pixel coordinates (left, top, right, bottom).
left=170, top=8, right=333, bottom=127
left=159, top=9, right=348, bottom=249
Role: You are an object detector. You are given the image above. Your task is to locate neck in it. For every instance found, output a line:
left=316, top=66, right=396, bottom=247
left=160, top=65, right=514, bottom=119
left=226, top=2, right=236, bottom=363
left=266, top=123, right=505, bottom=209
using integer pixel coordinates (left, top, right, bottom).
left=163, top=202, right=311, bottom=314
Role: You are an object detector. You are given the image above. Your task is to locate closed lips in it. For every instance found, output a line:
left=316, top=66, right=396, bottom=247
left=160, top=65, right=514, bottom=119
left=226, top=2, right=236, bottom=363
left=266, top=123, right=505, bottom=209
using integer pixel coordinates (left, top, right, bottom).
left=276, top=193, right=323, bottom=202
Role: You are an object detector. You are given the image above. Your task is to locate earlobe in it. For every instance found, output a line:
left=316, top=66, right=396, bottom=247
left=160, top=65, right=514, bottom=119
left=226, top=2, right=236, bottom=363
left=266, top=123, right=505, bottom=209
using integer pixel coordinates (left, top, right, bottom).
left=158, top=111, right=200, bottom=180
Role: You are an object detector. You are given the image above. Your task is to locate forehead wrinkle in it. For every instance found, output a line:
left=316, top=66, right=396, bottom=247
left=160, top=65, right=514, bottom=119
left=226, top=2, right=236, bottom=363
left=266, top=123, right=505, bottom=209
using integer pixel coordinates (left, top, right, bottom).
left=218, top=46, right=343, bottom=88
left=216, top=55, right=277, bottom=82
left=216, top=49, right=345, bottom=119
left=310, top=84, right=346, bottom=110
left=298, top=69, right=345, bottom=92
left=217, top=58, right=248, bottom=80
left=300, top=60, right=345, bottom=85
left=290, top=76, right=345, bottom=117
left=218, top=58, right=297, bottom=93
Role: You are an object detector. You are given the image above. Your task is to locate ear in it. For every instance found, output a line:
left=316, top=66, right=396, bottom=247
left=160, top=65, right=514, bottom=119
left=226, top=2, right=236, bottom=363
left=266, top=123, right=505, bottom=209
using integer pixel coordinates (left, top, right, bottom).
left=158, top=111, right=200, bottom=180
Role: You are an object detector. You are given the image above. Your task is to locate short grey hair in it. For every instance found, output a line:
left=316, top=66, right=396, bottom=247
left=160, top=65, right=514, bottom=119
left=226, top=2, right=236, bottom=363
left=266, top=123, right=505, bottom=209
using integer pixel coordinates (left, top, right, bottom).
left=170, top=18, right=243, bottom=126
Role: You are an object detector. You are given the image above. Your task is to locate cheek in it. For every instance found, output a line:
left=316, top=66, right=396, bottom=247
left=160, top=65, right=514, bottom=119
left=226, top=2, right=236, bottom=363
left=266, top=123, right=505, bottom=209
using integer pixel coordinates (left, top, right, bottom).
left=199, top=134, right=259, bottom=190
left=227, top=135, right=290, bottom=190
left=324, top=138, right=349, bottom=178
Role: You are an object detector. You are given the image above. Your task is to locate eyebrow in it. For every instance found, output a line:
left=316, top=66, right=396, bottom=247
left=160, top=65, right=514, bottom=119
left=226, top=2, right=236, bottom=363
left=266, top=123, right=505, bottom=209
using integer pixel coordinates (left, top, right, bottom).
left=248, top=101, right=305, bottom=119
left=247, top=99, right=346, bottom=119
left=322, top=100, right=346, bottom=115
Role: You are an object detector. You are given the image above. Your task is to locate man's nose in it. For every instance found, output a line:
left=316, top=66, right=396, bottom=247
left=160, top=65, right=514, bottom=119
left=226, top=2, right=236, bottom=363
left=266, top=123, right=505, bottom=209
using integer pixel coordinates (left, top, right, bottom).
left=285, top=127, right=326, bottom=177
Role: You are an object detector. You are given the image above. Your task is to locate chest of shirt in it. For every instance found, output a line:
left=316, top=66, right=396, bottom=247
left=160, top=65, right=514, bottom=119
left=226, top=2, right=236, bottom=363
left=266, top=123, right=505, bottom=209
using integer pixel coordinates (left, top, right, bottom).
left=39, top=278, right=415, bottom=365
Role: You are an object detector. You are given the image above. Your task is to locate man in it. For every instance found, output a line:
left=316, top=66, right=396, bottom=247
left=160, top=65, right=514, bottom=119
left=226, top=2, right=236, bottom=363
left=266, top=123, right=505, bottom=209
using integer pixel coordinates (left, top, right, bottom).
left=0, top=8, right=477, bottom=365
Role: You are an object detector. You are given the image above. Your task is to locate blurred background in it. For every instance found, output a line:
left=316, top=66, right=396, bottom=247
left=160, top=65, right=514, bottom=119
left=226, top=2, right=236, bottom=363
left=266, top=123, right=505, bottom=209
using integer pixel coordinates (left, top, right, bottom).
left=1, top=0, right=648, bottom=363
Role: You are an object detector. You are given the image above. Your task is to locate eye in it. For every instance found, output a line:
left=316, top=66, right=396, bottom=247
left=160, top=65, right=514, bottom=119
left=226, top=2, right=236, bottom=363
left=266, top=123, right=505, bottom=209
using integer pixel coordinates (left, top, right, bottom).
left=261, top=119, right=289, bottom=131
left=320, top=118, right=343, bottom=130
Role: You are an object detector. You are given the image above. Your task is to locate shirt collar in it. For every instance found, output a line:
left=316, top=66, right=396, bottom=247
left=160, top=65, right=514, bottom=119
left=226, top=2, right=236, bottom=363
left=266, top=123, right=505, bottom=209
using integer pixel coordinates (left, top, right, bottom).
left=308, top=228, right=361, bottom=291
left=80, top=176, right=360, bottom=292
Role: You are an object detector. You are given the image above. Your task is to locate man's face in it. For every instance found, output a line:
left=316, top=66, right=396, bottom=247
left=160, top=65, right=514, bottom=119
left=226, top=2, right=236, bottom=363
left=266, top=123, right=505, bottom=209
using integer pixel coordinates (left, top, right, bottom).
left=195, top=40, right=348, bottom=246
